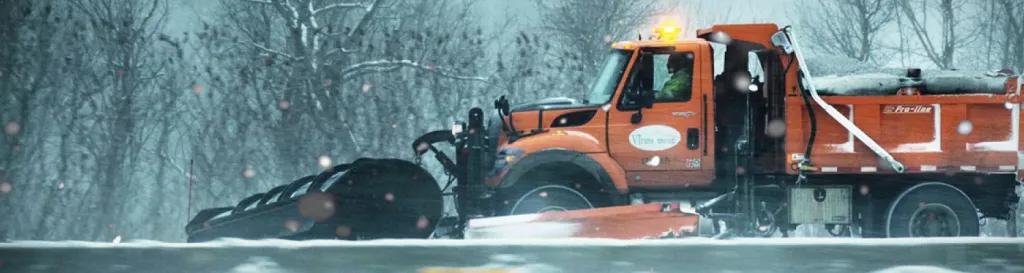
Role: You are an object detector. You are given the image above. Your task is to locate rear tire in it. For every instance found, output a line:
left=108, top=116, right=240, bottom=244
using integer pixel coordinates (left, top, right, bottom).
left=885, top=182, right=979, bottom=238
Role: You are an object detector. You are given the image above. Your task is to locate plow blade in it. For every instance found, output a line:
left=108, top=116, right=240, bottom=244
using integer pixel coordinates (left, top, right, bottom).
left=185, top=158, right=444, bottom=242
left=464, top=203, right=708, bottom=240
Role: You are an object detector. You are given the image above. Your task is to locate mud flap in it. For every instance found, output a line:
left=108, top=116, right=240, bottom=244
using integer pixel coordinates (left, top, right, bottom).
left=463, top=203, right=702, bottom=240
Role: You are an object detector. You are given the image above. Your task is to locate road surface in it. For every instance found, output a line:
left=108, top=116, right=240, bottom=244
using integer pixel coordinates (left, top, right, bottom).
left=0, top=237, right=1023, bottom=273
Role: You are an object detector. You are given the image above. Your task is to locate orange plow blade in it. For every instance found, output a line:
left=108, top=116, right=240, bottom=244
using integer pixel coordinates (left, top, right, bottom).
left=464, top=203, right=708, bottom=239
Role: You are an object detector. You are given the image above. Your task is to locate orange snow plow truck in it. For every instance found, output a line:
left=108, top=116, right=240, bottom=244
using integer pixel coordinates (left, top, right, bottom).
left=185, top=24, right=1021, bottom=242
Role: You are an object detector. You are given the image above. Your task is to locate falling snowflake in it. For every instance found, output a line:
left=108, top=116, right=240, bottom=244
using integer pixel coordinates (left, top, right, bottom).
left=957, top=120, right=973, bottom=135
left=539, top=191, right=548, bottom=198
left=57, top=183, right=64, bottom=190
left=766, top=119, right=786, bottom=138
left=3, top=121, right=20, bottom=135
left=732, top=73, right=752, bottom=92
left=112, top=235, right=122, bottom=244
left=326, top=80, right=333, bottom=86
left=604, top=35, right=612, bottom=43
left=362, top=83, right=373, bottom=93
left=0, top=182, right=11, bottom=194
left=318, top=155, right=332, bottom=169
left=1005, top=101, right=1016, bottom=110
left=243, top=168, right=256, bottom=179
left=278, top=101, right=290, bottom=110
left=298, top=192, right=336, bottom=222
left=192, top=83, right=205, bottom=95
left=335, top=225, right=352, bottom=237
left=391, top=124, right=398, bottom=129
left=384, top=192, right=394, bottom=202
left=709, top=31, right=732, bottom=44
left=284, top=220, right=301, bottom=232
left=416, top=215, right=430, bottom=229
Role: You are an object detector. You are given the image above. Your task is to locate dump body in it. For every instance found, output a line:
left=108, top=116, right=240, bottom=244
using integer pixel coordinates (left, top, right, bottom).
left=785, top=77, right=1023, bottom=176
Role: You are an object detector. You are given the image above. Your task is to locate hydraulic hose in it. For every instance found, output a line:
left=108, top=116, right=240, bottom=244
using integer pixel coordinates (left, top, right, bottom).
left=783, top=27, right=905, bottom=173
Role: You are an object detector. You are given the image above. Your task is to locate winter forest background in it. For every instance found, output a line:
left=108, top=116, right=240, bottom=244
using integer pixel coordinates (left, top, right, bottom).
left=1, top=0, right=1022, bottom=242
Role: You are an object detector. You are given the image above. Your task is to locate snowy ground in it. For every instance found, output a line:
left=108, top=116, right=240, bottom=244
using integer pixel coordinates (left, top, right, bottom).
left=1, top=237, right=1022, bottom=273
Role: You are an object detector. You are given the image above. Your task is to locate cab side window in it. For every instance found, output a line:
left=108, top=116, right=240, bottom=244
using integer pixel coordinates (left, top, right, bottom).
left=653, top=52, right=694, bottom=103
left=618, top=51, right=694, bottom=108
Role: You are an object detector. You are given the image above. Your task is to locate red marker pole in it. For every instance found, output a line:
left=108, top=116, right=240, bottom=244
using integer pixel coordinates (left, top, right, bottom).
left=187, top=159, right=194, bottom=220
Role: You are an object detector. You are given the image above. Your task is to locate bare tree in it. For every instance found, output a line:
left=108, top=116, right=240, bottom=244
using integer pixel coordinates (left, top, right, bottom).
left=0, top=0, right=77, bottom=240
left=895, top=0, right=979, bottom=69
left=994, top=0, right=1024, bottom=71
left=195, top=0, right=496, bottom=182
left=798, top=0, right=897, bottom=64
left=530, top=0, right=660, bottom=98
left=65, top=0, right=171, bottom=241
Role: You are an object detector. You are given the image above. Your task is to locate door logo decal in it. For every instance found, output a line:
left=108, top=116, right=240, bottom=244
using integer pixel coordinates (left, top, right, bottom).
left=629, top=125, right=681, bottom=151
left=672, top=111, right=696, bottom=117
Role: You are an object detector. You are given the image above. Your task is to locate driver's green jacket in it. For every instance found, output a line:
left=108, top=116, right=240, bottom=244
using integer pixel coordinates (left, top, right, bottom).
left=656, top=69, right=691, bottom=101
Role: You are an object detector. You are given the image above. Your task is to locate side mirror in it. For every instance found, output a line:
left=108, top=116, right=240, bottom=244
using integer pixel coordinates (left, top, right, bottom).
left=627, top=88, right=653, bottom=124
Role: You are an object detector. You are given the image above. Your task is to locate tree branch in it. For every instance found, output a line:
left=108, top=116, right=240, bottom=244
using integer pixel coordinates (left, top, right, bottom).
left=340, top=59, right=492, bottom=83
left=346, top=0, right=381, bottom=38
left=245, top=41, right=297, bottom=60
left=313, top=2, right=367, bottom=15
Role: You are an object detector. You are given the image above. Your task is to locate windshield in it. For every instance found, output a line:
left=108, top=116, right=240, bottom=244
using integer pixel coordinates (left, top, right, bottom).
left=584, top=49, right=633, bottom=104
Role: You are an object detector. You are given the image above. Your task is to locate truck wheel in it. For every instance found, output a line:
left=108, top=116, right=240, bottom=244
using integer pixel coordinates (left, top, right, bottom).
left=507, top=184, right=596, bottom=215
left=885, top=182, right=979, bottom=237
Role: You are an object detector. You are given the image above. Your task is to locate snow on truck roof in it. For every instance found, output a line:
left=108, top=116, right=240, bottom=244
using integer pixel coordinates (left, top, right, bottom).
left=812, top=68, right=1014, bottom=96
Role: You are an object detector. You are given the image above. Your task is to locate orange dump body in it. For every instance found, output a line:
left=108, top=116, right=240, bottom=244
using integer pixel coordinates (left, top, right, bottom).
left=786, top=77, right=1023, bottom=176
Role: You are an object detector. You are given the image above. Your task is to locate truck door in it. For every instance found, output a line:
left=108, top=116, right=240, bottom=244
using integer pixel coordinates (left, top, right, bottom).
left=607, top=43, right=712, bottom=188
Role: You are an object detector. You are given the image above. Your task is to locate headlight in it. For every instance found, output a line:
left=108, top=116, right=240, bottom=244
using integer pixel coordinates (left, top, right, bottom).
left=488, top=148, right=524, bottom=177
